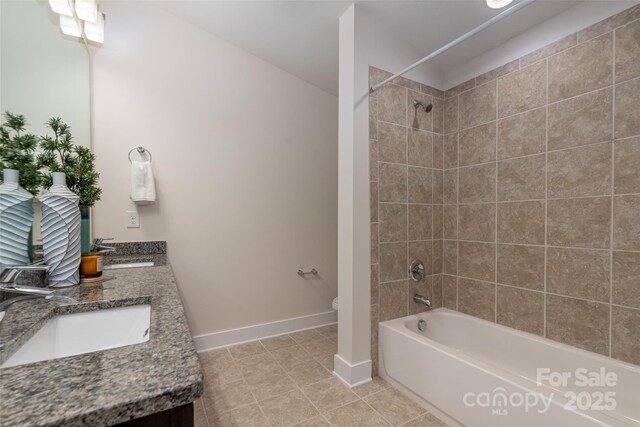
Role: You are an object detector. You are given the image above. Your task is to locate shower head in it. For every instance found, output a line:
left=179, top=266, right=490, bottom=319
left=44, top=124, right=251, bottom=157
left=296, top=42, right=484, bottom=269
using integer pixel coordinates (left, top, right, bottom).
left=413, top=100, right=433, bottom=113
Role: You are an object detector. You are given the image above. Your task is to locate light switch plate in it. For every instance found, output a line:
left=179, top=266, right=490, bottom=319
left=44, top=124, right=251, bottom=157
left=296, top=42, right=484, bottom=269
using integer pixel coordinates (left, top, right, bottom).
left=126, top=211, right=140, bottom=228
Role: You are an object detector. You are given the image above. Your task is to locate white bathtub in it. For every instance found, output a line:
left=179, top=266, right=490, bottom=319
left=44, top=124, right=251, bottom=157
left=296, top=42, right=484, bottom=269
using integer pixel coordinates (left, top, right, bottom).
left=379, top=308, right=640, bottom=427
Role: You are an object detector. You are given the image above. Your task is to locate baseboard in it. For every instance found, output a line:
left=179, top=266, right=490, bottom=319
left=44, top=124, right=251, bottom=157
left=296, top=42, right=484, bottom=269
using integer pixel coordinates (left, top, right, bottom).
left=193, top=310, right=337, bottom=352
left=333, top=354, right=372, bottom=387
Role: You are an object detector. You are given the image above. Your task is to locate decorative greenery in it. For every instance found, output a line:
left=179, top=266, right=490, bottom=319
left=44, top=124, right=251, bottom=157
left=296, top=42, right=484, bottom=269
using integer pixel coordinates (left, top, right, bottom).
left=38, top=117, right=102, bottom=206
left=0, top=112, right=42, bottom=195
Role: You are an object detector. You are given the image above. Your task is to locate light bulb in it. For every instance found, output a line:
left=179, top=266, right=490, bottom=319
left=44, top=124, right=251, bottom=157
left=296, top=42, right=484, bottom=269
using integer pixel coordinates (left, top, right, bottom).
left=486, top=0, right=514, bottom=9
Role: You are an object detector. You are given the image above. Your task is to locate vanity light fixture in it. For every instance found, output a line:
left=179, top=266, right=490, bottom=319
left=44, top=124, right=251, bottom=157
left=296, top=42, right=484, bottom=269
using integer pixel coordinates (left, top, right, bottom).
left=84, top=13, right=105, bottom=44
left=59, top=14, right=82, bottom=38
left=49, top=0, right=104, bottom=45
left=48, top=0, right=73, bottom=16
left=486, top=0, right=514, bottom=9
left=75, top=0, right=98, bottom=23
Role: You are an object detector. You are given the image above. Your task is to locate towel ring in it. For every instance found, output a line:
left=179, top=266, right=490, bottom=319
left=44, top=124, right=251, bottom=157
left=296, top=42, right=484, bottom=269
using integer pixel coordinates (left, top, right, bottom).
left=128, top=146, right=152, bottom=163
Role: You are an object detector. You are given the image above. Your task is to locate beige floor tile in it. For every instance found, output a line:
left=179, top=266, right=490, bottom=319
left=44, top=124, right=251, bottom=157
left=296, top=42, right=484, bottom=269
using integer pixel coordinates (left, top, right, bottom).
left=301, top=377, right=359, bottom=413
left=301, top=338, right=337, bottom=357
left=260, top=334, right=297, bottom=351
left=199, top=348, right=231, bottom=366
left=293, top=415, right=331, bottom=426
left=364, top=388, right=426, bottom=426
left=228, top=341, right=267, bottom=360
left=194, top=398, right=208, bottom=427
left=315, top=324, right=338, bottom=340
left=202, top=379, right=256, bottom=416
left=290, top=329, right=323, bottom=344
left=201, top=353, right=243, bottom=386
left=401, top=413, right=450, bottom=427
left=313, top=352, right=334, bottom=371
left=324, top=400, right=391, bottom=426
left=245, top=368, right=297, bottom=401
left=209, top=403, right=270, bottom=427
left=260, top=390, right=319, bottom=427
left=235, top=352, right=281, bottom=378
left=352, top=376, right=390, bottom=398
left=288, top=360, right=333, bottom=387
left=271, top=345, right=314, bottom=369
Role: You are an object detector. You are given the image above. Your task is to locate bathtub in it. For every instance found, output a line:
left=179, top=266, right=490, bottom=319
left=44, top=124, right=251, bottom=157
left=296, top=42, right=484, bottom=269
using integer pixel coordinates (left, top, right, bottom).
left=379, top=308, right=640, bottom=427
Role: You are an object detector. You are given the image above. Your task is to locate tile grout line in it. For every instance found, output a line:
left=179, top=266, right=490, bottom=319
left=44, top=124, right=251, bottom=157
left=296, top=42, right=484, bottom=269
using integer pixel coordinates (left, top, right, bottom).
left=544, top=56, right=549, bottom=338
left=609, top=28, right=616, bottom=358
left=456, top=92, right=460, bottom=311
left=494, top=61, right=499, bottom=323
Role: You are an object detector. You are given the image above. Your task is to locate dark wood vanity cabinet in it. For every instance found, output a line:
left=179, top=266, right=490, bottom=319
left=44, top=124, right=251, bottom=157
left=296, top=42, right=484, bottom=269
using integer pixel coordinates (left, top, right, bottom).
left=116, top=403, right=194, bottom=427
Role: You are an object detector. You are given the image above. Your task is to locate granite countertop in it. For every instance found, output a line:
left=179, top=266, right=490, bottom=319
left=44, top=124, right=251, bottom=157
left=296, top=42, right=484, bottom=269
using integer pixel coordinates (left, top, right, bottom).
left=0, top=262, right=203, bottom=427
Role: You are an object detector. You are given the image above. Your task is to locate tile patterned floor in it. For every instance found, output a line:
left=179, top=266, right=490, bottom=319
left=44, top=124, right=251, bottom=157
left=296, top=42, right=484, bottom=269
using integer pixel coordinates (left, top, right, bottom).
left=195, top=324, right=449, bottom=427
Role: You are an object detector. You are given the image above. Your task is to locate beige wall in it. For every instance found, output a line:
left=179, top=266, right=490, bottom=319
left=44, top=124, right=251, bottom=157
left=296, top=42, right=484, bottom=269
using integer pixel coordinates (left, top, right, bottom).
left=433, top=5, right=639, bottom=366
left=368, top=67, right=446, bottom=374
left=91, top=1, right=338, bottom=337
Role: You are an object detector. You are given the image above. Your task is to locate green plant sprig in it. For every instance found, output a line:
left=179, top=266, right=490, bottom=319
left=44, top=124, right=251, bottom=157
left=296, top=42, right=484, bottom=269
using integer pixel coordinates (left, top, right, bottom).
left=0, top=112, right=42, bottom=195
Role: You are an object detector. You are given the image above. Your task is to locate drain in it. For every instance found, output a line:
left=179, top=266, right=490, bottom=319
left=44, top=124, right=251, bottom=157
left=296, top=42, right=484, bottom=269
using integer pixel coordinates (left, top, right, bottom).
left=417, top=319, right=427, bottom=332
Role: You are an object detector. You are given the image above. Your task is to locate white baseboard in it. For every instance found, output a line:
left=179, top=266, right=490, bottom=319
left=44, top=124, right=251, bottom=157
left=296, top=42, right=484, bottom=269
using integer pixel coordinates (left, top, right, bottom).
left=333, top=354, right=372, bottom=387
left=193, top=310, right=337, bottom=352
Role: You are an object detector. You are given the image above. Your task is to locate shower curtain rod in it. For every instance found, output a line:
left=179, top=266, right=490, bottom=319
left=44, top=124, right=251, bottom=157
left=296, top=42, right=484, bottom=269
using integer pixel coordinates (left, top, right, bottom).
left=369, top=0, right=537, bottom=93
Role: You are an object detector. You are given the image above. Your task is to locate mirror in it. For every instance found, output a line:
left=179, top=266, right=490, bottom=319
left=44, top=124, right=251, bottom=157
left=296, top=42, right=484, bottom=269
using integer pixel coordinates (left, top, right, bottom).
left=0, top=0, right=90, bottom=265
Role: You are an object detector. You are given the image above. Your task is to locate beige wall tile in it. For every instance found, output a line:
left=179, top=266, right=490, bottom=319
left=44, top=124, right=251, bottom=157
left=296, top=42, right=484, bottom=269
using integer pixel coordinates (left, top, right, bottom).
left=370, top=139, right=378, bottom=182
left=433, top=96, right=444, bottom=134
left=442, top=275, right=458, bottom=309
left=497, top=201, right=545, bottom=245
left=458, top=203, right=496, bottom=242
left=433, top=204, right=443, bottom=240
left=408, top=167, right=432, bottom=204
left=378, top=122, right=407, bottom=164
left=446, top=79, right=475, bottom=99
left=547, top=197, right=611, bottom=248
left=548, top=87, right=613, bottom=151
left=497, top=244, right=545, bottom=291
left=444, top=133, right=459, bottom=169
left=459, top=163, right=496, bottom=204
left=613, top=195, right=640, bottom=251
left=459, top=81, right=497, bottom=130
left=578, top=4, right=640, bottom=43
left=520, top=33, right=577, bottom=67
left=370, top=304, right=378, bottom=346
left=408, top=204, right=432, bottom=241
left=408, top=90, right=433, bottom=131
left=475, top=59, right=519, bottom=85
left=370, top=181, right=378, bottom=222
left=369, top=66, right=392, bottom=87
left=498, top=107, right=546, bottom=160
left=379, top=242, right=407, bottom=282
left=443, top=205, right=457, bottom=239
left=443, top=240, right=457, bottom=275
left=615, top=19, right=640, bottom=83
left=443, top=169, right=458, bottom=204
left=498, top=61, right=547, bottom=118
left=459, top=122, right=497, bottom=167
left=371, top=264, right=379, bottom=304
left=433, top=135, right=444, bottom=169
left=611, top=306, right=640, bottom=366
left=498, top=154, right=545, bottom=201
left=497, top=285, right=544, bottom=335
left=612, top=251, right=640, bottom=309
left=444, top=96, right=459, bottom=134
left=408, top=129, right=433, bottom=168
left=379, top=163, right=407, bottom=203
left=379, top=281, right=408, bottom=321
left=433, top=169, right=444, bottom=204
left=547, top=247, right=611, bottom=302
left=371, top=223, right=378, bottom=264
left=614, top=136, right=640, bottom=194
left=615, top=78, right=640, bottom=139
left=458, top=278, right=496, bottom=322
left=378, top=84, right=408, bottom=125
left=433, top=239, right=443, bottom=274
left=369, top=98, right=378, bottom=140
left=548, top=33, right=613, bottom=103
left=409, top=241, right=433, bottom=276
left=547, top=142, right=612, bottom=198
left=431, top=275, right=443, bottom=308
left=458, top=241, right=496, bottom=282
left=546, top=294, right=610, bottom=355
left=379, top=203, right=407, bottom=243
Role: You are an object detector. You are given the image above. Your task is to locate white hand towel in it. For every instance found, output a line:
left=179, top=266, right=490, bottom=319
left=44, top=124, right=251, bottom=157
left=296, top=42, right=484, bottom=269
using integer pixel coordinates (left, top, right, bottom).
left=130, top=160, right=156, bottom=204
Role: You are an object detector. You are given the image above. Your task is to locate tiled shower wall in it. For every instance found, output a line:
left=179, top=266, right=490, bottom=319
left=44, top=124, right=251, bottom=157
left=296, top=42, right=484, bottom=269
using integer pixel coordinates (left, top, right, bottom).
left=368, top=68, right=446, bottom=374
left=437, top=5, right=640, bottom=366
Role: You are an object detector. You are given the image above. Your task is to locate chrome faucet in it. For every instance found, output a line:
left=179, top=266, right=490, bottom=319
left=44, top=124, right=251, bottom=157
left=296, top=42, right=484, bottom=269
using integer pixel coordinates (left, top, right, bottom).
left=413, top=294, right=432, bottom=308
left=0, top=265, right=52, bottom=296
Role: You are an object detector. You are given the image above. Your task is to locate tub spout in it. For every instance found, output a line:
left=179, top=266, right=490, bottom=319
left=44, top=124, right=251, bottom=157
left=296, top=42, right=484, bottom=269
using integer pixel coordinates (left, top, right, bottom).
left=413, top=294, right=432, bottom=308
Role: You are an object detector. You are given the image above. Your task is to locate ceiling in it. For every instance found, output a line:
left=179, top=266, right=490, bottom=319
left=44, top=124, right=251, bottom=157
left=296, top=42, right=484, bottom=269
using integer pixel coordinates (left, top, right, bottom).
left=153, top=0, right=583, bottom=96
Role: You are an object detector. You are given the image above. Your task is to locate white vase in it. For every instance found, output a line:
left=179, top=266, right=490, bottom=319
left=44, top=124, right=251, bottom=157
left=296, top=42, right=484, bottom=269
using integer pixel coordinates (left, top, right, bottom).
left=39, top=172, right=81, bottom=287
left=0, top=169, right=34, bottom=266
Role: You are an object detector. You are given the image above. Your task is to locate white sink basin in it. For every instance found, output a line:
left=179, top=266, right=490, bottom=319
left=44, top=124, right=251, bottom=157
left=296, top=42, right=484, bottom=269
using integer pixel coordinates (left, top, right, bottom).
left=1, top=304, right=151, bottom=368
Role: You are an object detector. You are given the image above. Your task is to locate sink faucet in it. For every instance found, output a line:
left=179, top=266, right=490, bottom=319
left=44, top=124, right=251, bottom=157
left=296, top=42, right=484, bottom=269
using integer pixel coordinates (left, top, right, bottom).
left=413, top=294, right=432, bottom=308
left=0, top=265, right=52, bottom=297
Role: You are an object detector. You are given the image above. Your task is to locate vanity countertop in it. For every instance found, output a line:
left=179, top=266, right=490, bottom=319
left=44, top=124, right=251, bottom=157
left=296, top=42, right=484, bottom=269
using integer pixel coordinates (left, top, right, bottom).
left=0, top=263, right=203, bottom=427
